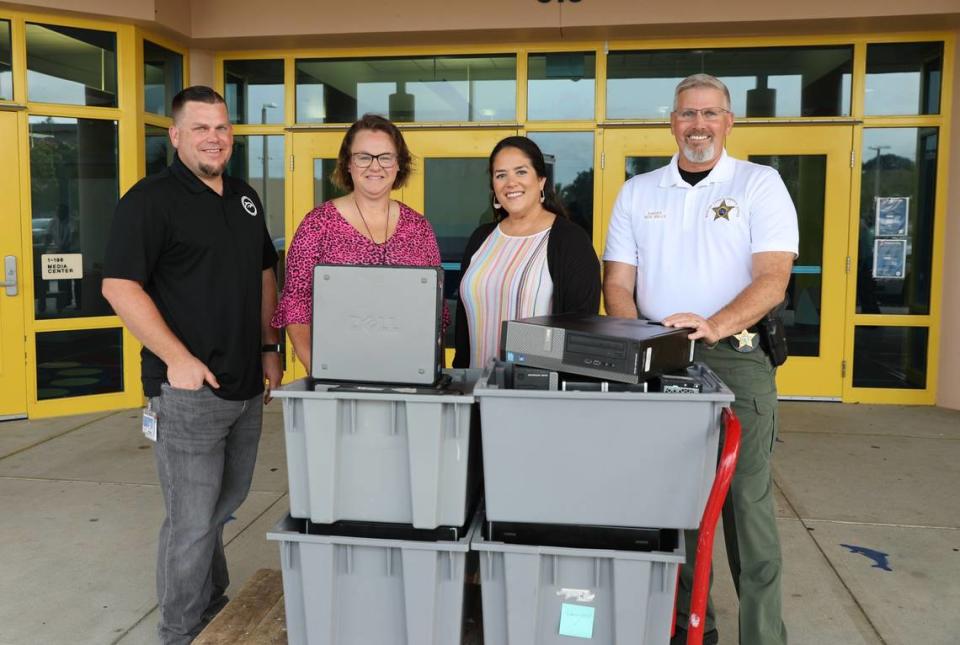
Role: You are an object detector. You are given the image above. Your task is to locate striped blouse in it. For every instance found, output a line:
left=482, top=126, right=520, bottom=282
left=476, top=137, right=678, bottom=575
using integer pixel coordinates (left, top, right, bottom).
left=459, top=225, right=554, bottom=369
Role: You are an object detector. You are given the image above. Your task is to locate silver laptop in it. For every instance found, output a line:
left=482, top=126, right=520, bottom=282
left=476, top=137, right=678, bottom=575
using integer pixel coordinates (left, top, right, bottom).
left=310, top=265, right=443, bottom=385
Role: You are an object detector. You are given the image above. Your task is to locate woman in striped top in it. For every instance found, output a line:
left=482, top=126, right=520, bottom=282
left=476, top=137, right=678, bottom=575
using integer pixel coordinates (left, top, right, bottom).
left=453, top=136, right=601, bottom=369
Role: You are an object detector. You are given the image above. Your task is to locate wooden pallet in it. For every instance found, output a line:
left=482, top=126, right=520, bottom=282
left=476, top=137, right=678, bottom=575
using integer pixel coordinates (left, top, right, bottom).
left=194, top=569, right=287, bottom=645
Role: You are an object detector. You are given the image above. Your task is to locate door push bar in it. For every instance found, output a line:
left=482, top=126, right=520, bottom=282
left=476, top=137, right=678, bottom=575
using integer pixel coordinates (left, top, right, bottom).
left=1, top=256, right=17, bottom=296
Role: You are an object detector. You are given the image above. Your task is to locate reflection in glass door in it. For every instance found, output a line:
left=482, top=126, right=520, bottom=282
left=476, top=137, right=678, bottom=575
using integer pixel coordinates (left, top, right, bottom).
left=0, top=111, right=27, bottom=418
left=601, top=126, right=852, bottom=398
left=399, top=130, right=517, bottom=361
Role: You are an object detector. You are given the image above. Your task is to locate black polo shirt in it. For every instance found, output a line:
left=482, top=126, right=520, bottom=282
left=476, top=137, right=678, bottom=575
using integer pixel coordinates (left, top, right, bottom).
left=104, top=154, right=278, bottom=400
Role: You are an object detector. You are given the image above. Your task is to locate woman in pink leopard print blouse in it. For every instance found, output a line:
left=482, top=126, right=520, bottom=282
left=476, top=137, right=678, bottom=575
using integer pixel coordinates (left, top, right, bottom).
left=271, top=114, right=446, bottom=370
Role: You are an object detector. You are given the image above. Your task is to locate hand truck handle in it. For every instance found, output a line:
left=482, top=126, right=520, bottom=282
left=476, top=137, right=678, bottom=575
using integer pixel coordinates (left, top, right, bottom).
left=686, top=406, right=742, bottom=645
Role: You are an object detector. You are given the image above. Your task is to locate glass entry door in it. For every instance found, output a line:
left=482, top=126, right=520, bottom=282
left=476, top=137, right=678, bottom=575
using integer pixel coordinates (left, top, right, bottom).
left=400, top=129, right=517, bottom=366
left=601, top=125, right=853, bottom=398
left=0, top=110, right=27, bottom=418
left=289, top=127, right=514, bottom=377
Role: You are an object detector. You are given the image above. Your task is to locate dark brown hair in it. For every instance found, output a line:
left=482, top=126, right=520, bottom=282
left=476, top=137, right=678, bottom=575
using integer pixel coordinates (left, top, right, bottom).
left=332, top=114, right=413, bottom=191
left=171, top=86, right=227, bottom=123
left=488, top=135, right=568, bottom=222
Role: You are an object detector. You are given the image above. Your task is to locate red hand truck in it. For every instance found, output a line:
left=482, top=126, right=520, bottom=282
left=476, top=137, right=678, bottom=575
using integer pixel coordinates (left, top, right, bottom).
left=673, top=407, right=742, bottom=645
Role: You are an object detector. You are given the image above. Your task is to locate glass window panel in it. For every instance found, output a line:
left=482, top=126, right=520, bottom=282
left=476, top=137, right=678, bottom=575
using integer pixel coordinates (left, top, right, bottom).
left=296, top=55, right=516, bottom=124
left=36, top=328, right=123, bottom=400
left=0, top=20, right=12, bottom=100
left=527, top=52, right=596, bottom=121
left=626, top=156, right=673, bottom=180
left=865, top=42, right=943, bottom=116
left=528, top=131, right=594, bottom=237
left=29, top=116, right=119, bottom=319
left=145, top=124, right=173, bottom=176
left=143, top=40, right=183, bottom=116
left=751, top=155, right=826, bottom=357
left=312, top=158, right=344, bottom=206
left=857, top=128, right=937, bottom=315
left=26, top=23, right=117, bottom=107
left=423, top=157, right=495, bottom=347
left=224, top=59, right=285, bottom=125
left=227, top=135, right=286, bottom=284
left=853, top=326, right=927, bottom=389
left=607, top=46, right=852, bottom=119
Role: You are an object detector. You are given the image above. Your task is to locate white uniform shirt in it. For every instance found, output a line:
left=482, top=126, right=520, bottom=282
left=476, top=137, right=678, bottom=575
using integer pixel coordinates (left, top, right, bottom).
left=603, top=150, right=798, bottom=321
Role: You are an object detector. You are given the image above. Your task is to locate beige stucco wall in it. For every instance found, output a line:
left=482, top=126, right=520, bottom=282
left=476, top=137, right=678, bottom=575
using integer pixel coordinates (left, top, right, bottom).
left=187, top=48, right=214, bottom=88
left=936, top=37, right=960, bottom=410
left=4, top=0, right=959, bottom=42
left=0, top=0, right=154, bottom=21
left=153, top=0, right=190, bottom=38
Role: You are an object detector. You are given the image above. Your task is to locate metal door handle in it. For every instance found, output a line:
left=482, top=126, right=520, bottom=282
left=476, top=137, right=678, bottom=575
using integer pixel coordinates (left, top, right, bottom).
left=1, top=256, right=17, bottom=296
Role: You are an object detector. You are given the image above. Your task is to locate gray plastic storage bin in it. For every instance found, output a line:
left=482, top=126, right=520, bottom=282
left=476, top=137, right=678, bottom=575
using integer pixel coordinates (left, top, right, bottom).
left=472, top=530, right=684, bottom=645
left=267, top=514, right=476, bottom=645
left=273, top=369, right=481, bottom=529
left=474, top=362, right=734, bottom=529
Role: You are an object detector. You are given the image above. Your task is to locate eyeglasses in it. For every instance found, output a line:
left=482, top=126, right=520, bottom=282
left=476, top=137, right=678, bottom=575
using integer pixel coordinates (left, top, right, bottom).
left=673, top=107, right=731, bottom=122
left=351, top=152, right=398, bottom=168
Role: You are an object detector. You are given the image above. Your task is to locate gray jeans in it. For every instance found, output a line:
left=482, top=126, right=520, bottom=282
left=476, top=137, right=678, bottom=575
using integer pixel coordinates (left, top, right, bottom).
left=150, top=384, right=263, bottom=645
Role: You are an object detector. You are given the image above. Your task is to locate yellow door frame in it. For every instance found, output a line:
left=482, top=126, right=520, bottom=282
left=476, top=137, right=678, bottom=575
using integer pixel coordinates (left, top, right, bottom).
left=599, top=124, right=855, bottom=399
left=0, top=8, right=193, bottom=417
left=727, top=125, right=854, bottom=399
left=0, top=108, right=28, bottom=418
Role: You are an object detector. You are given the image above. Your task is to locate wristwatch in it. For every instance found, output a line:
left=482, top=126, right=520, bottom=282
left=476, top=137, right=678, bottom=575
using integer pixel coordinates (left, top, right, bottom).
left=261, top=343, right=281, bottom=353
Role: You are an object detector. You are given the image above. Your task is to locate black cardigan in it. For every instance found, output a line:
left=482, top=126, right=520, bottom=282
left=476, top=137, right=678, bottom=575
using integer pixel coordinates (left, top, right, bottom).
left=452, top=216, right=601, bottom=368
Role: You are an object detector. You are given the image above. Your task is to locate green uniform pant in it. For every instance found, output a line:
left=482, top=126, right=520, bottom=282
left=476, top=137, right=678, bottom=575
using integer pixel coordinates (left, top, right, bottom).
left=674, top=341, right=788, bottom=645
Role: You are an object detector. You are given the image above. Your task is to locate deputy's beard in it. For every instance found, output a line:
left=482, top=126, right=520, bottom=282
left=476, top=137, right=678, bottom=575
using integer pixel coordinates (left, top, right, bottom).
left=682, top=142, right=716, bottom=165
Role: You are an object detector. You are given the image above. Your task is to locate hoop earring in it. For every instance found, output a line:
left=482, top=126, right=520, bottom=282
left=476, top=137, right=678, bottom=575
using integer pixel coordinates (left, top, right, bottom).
left=540, top=189, right=545, bottom=203
left=493, top=199, right=502, bottom=209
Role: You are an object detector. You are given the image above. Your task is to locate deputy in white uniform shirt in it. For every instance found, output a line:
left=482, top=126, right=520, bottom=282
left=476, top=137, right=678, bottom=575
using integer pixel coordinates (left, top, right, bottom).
left=603, top=73, right=798, bottom=645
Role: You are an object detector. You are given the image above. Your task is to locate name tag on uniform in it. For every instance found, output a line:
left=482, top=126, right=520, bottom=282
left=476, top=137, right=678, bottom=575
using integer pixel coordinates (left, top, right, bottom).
left=142, top=408, right=158, bottom=442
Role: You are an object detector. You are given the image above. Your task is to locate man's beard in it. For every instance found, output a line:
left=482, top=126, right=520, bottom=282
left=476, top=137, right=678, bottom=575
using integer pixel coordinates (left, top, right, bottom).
left=198, top=161, right=227, bottom=178
left=682, top=142, right=716, bottom=165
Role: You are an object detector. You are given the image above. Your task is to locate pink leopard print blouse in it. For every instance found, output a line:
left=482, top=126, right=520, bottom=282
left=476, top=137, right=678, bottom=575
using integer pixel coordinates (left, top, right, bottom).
left=271, top=200, right=448, bottom=328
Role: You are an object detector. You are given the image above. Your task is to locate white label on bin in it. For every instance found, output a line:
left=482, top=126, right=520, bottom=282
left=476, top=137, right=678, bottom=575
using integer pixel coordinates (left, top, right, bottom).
left=557, top=588, right=596, bottom=602
left=644, top=347, right=653, bottom=373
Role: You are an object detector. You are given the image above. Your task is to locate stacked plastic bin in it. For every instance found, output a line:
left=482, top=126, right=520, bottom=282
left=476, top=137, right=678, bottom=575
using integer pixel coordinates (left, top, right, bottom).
left=268, top=369, right=483, bottom=645
left=471, top=362, right=735, bottom=645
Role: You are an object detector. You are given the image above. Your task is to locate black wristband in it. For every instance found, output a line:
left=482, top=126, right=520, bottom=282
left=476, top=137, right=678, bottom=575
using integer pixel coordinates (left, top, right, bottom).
left=261, top=343, right=281, bottom=353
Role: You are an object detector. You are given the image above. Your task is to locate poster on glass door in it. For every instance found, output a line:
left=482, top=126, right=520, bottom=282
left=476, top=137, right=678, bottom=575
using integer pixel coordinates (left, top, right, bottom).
left=872, top=239, right=907, bottom=280
left=875, top=196, right=909, bottom=237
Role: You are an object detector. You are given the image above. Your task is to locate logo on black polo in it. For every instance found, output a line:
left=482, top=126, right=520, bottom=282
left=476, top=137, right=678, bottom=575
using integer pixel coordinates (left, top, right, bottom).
left=241, top=195, right=258, bottom=216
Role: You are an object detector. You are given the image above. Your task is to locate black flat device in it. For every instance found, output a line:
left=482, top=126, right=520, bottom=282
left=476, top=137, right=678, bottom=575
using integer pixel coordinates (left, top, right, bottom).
left=500, top=313, right=694, bottom=384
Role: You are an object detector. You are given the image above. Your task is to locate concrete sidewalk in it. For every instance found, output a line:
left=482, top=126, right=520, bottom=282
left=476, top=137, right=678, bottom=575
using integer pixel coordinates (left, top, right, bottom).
left=0, top=400, right=958, bottom=645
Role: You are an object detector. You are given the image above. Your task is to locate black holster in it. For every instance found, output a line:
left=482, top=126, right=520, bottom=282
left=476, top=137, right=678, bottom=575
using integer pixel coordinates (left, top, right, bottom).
left=757, top=303, right=789, bottom=367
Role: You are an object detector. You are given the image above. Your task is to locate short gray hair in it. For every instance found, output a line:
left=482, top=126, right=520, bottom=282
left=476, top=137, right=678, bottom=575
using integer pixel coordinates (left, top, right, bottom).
left=673, top=74, right=731, bottom=111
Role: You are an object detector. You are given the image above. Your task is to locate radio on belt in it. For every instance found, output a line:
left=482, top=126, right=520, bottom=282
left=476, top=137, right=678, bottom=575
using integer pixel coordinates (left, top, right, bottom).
left=499, top=313, right=694, bottom=384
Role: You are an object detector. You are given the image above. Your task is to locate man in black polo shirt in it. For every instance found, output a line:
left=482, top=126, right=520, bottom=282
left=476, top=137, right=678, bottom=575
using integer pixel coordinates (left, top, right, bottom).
left=102, top=86, right=281, bottom=644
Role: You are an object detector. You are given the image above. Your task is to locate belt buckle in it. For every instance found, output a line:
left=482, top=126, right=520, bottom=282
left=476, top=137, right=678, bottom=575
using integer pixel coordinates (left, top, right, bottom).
left=730, top=328, right=759, bottom=353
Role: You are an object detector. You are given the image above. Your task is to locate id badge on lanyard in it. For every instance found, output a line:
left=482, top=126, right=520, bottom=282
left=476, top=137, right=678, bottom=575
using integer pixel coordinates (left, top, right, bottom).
left=143, top=400, right=158, bottom=442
